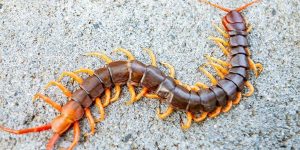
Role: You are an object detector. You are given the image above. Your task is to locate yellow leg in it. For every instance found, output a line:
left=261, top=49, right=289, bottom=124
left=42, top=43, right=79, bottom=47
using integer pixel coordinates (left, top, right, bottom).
left=125, top=84, right=137, bottom=105
left=195, top=82, right=209, bottom=89
left=190, top=85, right=200, bottom=91
left=84, top=52, right=113, bottom=64
left=73, top=68, right=94, bottom=76
left=44, top=81, right=72, bottom=98
left=145, top=93, right=160, bottom=99
left=249, top=58, right=263, bottom=78
left=212, top=22, right=230, bottom=38
left=205, top=62, right=226, bottom=79
left=208, top=36, right=230, bottom=47
left=243, top=81, right=254, bottom=97
left=193, top=112, right=208, bottom=122
left=160, top=62, right=175, bottom=78
left=207, top=62, right=229, bottom=79
left=208, top=106, right=222, bottom=118
left=95, top=98, right=105, bottom=122
left=110, top=84, right=121, bottom=102
left=222, top=100, right=233, bottom=113
left=32, top=93, right=62, bottom=112
left=84, top=108, right=96, bottom=137
left=232, top=92, right=242, bottom=105
left=199, top=66, right=218, bottom=86
left=102, top=88, right=111, bottom=107
left=135, top=87, right=148, bottom=101
left=58, top=72, right=83, bottom=84
left=204, top=54, right=231, bottom=68
left=156, top=106, right=174, bottom=120
left=113, top=48, right=135, bottom=60
left=246, top=25, right=253, bottom=33
left=245, top=47, right=252, bottom=56
left=181, top=112, right=193, bottom=130
left=143, top=48, right=157, bottom=67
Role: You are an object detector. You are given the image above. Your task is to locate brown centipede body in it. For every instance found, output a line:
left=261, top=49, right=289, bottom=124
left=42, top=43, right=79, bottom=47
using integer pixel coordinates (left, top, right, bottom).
left=0, top=0, right=264, bottom=149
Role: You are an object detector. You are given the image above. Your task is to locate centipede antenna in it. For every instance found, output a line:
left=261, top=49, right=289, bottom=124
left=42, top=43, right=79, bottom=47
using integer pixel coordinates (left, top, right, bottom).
left=236, top=0, right=261, bottom=12
left=199, top=0, right=231, bottom=12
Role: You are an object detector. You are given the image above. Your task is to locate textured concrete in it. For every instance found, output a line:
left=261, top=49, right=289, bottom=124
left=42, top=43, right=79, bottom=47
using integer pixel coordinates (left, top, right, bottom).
left=0, top=0, right=299, bottom=149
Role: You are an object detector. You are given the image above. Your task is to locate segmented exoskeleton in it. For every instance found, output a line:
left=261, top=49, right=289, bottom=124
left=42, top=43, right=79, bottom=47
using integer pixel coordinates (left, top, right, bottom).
left=0, top=0, right=263, bottom=149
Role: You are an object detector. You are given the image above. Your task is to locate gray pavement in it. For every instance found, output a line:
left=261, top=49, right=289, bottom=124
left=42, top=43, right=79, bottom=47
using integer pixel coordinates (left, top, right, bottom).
left=0, top=0, right=299, bottom=149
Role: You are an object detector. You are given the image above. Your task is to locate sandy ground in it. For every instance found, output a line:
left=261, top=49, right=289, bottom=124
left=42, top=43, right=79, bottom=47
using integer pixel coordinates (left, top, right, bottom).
left=0, top=0, right=299, bottom=149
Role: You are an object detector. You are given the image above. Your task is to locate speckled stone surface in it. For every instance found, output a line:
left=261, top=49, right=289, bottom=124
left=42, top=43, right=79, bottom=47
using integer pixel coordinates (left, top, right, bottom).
left=0, top=0, right=299, bottom=149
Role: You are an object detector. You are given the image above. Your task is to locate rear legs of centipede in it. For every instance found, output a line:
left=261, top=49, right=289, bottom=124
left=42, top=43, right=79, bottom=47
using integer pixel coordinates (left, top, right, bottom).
left=194, top=0, right=264, bottom=120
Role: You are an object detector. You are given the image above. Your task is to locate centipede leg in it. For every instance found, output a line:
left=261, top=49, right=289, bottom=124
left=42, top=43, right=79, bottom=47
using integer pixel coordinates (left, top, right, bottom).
left=208, top=36, right=230, bottom=47
left=44, top=81, right=72, bottom=98
left=156, top=106, right=174, bottom=120
left=248, top=58, right=263, bottom=78
left=84, top=108, right=96, bottom=137
left=58, top=71, right=83, bottom=84
left=0, top=123, right=52, bottom=135
left=33, top=93, right=62, bottom=112
left=208, top=106, right=222, bottom=118
left=212, top=22, right=229, bottom=38
left=113, top=48, right=135, bottom=61
left=222, top=100, right=233, bottom=113
left=195, top=82, right=209, bottom=89
left=199, top=66, right=218, bottom=86
left=181, top=112, right=193, bottom=130
left=193, top=112, right=208, bottom=122
left=243, top=81, right=254, bottom=97
left=84, top=52, right=113, bottom=64
left=232, top=92, right=242, bottom=105
left=95, top=98, right=105, bottom=122
left=102, top=88, right=111, bottom=107
left=145, top=93, right=160, bottom=99
left=160, top=62, right=175, bottom=78
left=204, top=54, right=231, bottom=68
left=143, top=48, right=157, bottom=66
left=46, top=133, right=60, bottom=150
left=110, top=84, right=121, bottom=102
left=67, top=121, right=80, bottom=150
left=125, top=84, right=137, bottom=105
left=73, top=68, right=95, bottom=76
left=135, top=87, right=148, bottom=101
left=205, top=62, right=229, bottom=79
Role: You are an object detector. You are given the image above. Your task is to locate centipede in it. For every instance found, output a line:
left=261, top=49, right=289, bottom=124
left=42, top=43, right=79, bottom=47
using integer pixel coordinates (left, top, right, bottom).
left=0, top=0, right=264, bottom=149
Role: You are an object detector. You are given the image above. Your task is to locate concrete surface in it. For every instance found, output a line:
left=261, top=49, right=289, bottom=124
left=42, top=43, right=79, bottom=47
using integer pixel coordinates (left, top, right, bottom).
left=0, top=0, right=299, bottom=149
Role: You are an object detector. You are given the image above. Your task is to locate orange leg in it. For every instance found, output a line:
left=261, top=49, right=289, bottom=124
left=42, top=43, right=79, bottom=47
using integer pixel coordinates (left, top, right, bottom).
left=67, top=121, right=80, bottom=150
left=0, top=123, right=51, bottom=134
left=199, top=66, right=218, bottom=86
left=236, top=0, right=261, bottom=12
left=145, top=93, right=160, bottom=99
left=243, top=81, right=254, bottom=97
left=222, top=100, right=233, bottom=113
left=33, top=93, right=62, bottom=112
left=181, top=112, right=193, bottom=130
left=125, top=84, right=137, bottom=105
left=156, top=106, right=174, bottom=120
left=84, top=108, right=96, bottom=137
left=208, top=106, right=222, bottom=118
left=58, top=72, right=83, bottom=84
left=193, top=112, right=208, bottom=122
left=46, top=133, right=60, bottom=150
left=95, top=98, right=105, bottom=122
left=135, top=87, right=148, bottom=101
left=44, top=81, right=72, bottom=98
left=110, top=84, right=121, bottom=102
left=200, top=0, right=231, bottom=12
left=232, top=92, right=242, bottom=105
left=102, top=88, right=111, bottom=107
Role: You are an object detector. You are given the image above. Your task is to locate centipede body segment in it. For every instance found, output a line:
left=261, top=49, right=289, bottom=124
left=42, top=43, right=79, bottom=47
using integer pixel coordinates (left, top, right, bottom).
left=0, top=1, right=264, bottom=149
